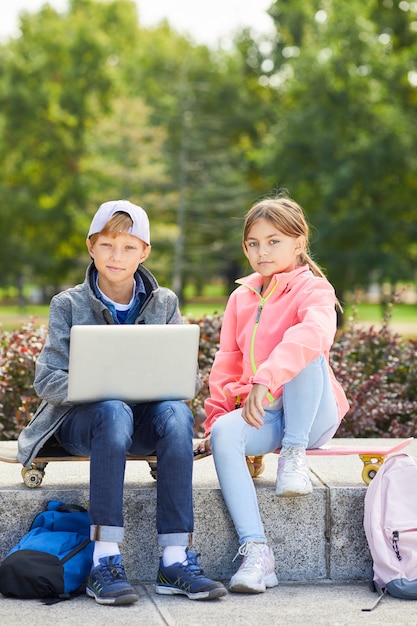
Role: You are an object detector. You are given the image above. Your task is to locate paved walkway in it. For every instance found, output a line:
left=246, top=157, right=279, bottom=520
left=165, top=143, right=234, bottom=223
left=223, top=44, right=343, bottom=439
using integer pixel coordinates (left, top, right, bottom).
left=1, top=580, right=416, bottom=625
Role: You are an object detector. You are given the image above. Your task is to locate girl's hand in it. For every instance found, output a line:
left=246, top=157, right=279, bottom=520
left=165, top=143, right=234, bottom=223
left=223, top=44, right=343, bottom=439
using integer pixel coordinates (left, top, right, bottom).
left=241, top=383, right=268, bottom=429
left=194, top=436, right=211, bottom=456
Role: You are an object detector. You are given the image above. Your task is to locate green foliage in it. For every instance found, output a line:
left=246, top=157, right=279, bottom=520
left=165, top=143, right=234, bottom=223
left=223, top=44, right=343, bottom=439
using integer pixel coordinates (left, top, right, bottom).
left=0, top=0, right=416, bottom=304
left=188, top=314, right=222, bottom=436
left=331, top=315, right=417, bottom=438
left=0, top=0, right=130, bottom=288
left=259, top=0, right=417, bottom=296
left=0, top=320, right=47, bottom=439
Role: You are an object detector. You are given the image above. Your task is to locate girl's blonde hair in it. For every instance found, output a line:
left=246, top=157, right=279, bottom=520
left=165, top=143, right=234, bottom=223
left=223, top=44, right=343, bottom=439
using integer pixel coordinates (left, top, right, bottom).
left=243, top=195, right=326, bottom=280
left=89, top=212, right=135, bottom=246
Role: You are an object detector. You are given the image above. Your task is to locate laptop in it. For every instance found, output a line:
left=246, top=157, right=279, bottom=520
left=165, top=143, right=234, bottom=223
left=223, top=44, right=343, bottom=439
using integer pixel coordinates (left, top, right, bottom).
left=66, top=324, right=200, bottom=403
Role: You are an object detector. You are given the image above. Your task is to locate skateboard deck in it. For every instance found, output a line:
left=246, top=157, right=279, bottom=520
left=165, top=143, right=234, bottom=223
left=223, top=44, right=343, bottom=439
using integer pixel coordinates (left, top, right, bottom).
left=0, top=440, right=208, bottom=488
left=246, top=437, right=414, bottom=484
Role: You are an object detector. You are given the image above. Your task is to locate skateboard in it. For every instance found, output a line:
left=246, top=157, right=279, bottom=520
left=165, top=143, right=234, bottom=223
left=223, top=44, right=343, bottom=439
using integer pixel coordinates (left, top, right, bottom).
left=0, top=440, right=208, bottom=488
left=246, top=437, right=414, bottom=485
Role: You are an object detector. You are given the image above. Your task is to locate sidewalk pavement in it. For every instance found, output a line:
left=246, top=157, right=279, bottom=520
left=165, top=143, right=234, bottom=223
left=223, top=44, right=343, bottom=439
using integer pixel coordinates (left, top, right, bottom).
left=1, top=579, right=416, bottom=625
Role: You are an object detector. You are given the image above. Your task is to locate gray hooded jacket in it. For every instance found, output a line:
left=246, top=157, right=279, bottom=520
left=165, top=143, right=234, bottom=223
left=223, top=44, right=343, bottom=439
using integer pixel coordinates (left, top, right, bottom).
left=17, top=262, right=200, bottom=466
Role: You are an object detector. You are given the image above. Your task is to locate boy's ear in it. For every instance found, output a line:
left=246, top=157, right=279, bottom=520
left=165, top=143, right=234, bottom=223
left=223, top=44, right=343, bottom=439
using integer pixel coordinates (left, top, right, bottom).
left=139, top=244, right=151, bottom=264
left=86, top=238, right=94, bottom=258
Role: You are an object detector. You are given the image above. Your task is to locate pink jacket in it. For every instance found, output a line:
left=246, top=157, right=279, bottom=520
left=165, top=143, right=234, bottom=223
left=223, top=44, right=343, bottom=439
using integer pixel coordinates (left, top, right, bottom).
left=204, top=265, right=349, bottom=436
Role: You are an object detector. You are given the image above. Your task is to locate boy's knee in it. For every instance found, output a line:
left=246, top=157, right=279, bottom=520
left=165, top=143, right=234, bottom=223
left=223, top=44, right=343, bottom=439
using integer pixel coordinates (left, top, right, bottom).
left=161, top=402, right=193, bottom=438
left=94, top=401, right=133, bottom=433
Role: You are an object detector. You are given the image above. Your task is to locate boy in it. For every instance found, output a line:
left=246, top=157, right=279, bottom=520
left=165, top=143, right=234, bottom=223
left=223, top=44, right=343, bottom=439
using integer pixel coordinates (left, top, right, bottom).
left=17, top=200, right=226, bottom=605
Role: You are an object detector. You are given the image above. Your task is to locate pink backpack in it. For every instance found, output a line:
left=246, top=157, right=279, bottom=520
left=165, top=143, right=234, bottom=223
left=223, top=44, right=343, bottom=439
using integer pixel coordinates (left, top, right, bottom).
left=363, top=453, right=417, bottom=605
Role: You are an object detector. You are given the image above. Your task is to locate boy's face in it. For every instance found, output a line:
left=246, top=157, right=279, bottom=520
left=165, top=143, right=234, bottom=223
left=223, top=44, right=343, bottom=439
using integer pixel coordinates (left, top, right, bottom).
left=86, top=232, right=150, bottom=288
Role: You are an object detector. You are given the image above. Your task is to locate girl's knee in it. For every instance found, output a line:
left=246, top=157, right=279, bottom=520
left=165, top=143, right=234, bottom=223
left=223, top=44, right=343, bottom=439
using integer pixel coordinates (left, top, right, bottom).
left=211, top=413, right=238, bottom=454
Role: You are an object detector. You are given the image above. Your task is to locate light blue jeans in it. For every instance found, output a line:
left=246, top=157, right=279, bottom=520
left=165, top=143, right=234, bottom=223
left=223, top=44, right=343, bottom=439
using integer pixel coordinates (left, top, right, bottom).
left=210, top=356, right=339, bottom=545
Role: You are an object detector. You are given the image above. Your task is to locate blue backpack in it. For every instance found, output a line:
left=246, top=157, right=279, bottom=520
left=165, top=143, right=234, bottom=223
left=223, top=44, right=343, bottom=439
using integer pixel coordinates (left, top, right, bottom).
left=0, top=500, right=93, bottom=602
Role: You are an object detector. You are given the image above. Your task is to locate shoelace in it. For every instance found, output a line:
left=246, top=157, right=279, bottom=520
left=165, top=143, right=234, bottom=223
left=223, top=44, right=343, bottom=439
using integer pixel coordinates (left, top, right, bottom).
left=180, top=551, right=205, bottom=578
left=101, top=561, right=127, bottom=582
left=232, top=542, right=263, bottom=565
left=281, top=447, right=306, bottom=472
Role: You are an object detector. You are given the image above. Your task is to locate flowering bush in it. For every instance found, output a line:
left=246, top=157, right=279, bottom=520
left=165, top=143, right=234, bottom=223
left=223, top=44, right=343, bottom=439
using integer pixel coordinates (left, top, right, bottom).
left=330, top=314, right=417, bottom=438
left=0, top=320, right=47, bottom=439
left=187, top=313, right=222, bottom=438
left=1, top=310, right=416, bottom=440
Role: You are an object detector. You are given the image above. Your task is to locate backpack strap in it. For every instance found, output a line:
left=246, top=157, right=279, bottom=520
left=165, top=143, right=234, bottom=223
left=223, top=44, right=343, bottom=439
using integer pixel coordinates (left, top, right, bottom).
left=362, top=582, right=386, bottom=612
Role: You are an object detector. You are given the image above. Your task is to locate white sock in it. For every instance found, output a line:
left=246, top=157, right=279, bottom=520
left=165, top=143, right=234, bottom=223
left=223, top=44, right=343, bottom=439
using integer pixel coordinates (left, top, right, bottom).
left=162, top=546, right=187, bottom=567
left=93, top=541, right=120, bottom=566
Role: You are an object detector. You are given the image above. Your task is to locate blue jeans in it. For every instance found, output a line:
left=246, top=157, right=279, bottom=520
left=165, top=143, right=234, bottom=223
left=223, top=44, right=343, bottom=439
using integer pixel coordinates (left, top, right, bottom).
left=210, top=356, right=339, bottom=544
left=56, top=400, right=194, bottom=546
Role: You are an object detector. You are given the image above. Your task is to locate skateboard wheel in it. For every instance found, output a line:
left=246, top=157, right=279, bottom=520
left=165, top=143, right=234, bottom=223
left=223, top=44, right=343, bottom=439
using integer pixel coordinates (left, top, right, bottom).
left=362, top=463, right=380, bottom=485
left=252, top=455, right=265, bottom=477
left=246, top=456, right=265, bottom=478
left=246, top=456, right=256, bottom=477
left=21, top=467, right=44, bottom=488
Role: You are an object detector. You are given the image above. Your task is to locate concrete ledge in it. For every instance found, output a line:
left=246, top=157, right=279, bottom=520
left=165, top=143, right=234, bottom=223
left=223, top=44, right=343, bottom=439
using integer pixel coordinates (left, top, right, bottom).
left=0, top=438, right=415, bottom=583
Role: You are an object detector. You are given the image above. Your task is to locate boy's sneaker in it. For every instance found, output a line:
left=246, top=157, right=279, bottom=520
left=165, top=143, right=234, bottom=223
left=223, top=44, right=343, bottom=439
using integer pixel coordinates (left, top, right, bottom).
left=276, top=446, right=313, bottom=497
left=155, top=548, right=227, bottom=600
left=86, top=555, right=139, bottom=605
left=229, top=542, right=278, bottom=593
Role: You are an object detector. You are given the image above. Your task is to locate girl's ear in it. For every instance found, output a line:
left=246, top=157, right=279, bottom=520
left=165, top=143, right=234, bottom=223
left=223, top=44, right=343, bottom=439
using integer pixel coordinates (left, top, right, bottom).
left=242, top=240, right=250, bottom=260
left=295, top=235, right=306, bottom=253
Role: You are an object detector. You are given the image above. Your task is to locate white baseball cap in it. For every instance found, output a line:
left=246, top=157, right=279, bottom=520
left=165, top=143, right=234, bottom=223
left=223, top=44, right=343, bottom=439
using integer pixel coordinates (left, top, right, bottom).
left=87, top=200, right=150, bottom=245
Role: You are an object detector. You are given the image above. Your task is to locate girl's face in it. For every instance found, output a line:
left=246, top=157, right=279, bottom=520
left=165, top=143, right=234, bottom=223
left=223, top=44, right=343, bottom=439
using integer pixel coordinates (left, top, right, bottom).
left=86, top=232, right=150, bottom=292
left=243, top=218, right=304, bottom=288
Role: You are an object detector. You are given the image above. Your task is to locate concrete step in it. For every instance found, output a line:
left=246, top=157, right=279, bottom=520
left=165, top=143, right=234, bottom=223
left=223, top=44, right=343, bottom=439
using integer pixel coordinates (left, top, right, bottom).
left=0, top=438, right=415, bottom=584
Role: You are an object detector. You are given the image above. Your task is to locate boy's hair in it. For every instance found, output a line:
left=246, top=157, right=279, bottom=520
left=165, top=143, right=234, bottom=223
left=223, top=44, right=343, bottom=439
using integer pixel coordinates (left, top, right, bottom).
left=243, top=195, right=326, bottom=280
left=89, top=212, right=136, bottom=246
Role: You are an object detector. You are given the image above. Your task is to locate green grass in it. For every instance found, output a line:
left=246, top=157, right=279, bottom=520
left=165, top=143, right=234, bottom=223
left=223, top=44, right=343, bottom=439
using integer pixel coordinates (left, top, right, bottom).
left=0, top=305, right=50, bottom=331
left=182, top=302, right=226, bottom=318
left=0, top=301, right=416, bottom=333
left=344, top=302, right=417, bottom=324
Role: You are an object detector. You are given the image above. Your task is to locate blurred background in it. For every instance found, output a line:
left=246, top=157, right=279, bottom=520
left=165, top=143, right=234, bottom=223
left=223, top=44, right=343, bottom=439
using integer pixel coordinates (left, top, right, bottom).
left=0, top=0, right=416, bottom=325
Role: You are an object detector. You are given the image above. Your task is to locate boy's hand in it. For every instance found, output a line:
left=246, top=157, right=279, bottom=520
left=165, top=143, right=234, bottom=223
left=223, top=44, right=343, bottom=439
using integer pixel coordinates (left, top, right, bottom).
left=241, top=383, right=268, bottom=429
left=194, top=437, right=211, bottom=456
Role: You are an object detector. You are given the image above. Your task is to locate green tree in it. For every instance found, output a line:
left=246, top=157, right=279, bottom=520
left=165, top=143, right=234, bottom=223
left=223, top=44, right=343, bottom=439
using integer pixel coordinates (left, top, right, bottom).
left=0, top=1, right=271, bottom=300
left=115, top=27, right=274, bottom=299
left=254, top=0, right=417, bottom=300
left=0, top=0, right=139, bottom=295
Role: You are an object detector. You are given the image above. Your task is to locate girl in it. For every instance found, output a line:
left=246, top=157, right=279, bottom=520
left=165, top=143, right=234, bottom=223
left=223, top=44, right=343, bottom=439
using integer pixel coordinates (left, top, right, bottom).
left=198, top=195, right=349, bottom=594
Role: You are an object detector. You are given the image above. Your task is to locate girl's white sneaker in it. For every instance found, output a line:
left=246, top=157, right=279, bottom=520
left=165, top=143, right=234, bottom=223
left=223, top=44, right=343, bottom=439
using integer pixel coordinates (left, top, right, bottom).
left=276, top=446, right=313, bottom=496
left=229, top=542, right=278, bottom=593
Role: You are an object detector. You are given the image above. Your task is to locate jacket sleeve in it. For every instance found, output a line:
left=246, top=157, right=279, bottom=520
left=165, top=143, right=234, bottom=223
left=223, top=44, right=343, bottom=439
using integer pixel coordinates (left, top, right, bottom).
left=33, top=294, right=74, bottom=406
left=204, top=293, right=243, bottom=435
left=252, top=277, right=337, bottom=394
